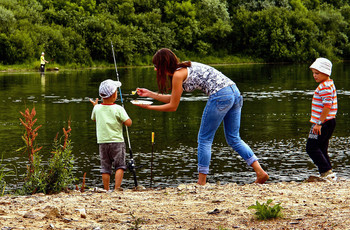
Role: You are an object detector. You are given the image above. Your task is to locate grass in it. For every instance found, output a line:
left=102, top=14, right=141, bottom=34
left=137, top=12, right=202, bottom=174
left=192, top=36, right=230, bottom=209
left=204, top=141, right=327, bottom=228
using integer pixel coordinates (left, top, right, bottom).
left=0, top=61, right=116, bottom=72
left=0, top=155, right=17, bottom=196
left=0, top=54, right=264, bottom=72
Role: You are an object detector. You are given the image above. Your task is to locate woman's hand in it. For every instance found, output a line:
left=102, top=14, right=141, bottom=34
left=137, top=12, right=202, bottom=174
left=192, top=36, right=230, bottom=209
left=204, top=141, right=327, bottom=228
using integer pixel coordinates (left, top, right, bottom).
left=134, top=104, right=151, bottom=109
left=137, top=88, right=151, bottom=97
left=89, top=98, right=99, bottom=106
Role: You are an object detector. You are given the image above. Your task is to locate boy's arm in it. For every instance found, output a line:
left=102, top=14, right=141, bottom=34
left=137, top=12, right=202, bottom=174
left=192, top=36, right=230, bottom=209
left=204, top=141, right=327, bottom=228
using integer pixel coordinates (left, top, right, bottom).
left=313, top=84, right=334, bottom=135
left=312, top=107, right=331, bottom=135
left=124, top=118, right=132, bottom=127
left=90, top=98, right=99, bottom=106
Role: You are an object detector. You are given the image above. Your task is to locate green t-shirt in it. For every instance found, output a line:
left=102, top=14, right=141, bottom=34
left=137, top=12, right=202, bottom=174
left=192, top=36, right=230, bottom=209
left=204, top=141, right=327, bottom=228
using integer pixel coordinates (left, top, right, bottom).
left=91, top=104, right=130, bottom=143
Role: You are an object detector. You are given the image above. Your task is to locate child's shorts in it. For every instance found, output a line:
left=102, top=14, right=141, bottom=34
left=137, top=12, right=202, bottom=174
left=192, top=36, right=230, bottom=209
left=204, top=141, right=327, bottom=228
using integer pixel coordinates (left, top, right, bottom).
left=99, top=142, right=127, bottom=174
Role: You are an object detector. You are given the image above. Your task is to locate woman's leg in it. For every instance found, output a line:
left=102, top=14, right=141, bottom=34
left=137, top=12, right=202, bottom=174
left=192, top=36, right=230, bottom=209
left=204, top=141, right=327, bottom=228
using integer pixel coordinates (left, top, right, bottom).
left=223, top=93, right=256, bottom=164
left=197, top=87, right=234, bottom=184
left=223, top=87, right=268, bottom=183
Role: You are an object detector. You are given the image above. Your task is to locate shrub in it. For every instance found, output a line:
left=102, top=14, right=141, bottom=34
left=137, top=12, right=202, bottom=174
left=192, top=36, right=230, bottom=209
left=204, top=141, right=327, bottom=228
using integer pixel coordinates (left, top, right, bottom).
left=18, top=107, right=76, bottom=195
left=248, top=199, right=283, bottom=220
left=44, top=126, right=76, bottom=194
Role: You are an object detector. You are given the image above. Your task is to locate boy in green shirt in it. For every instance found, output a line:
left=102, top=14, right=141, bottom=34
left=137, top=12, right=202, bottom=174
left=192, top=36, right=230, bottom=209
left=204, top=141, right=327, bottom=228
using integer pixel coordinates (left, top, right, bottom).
left=90, top=79, right=132, bottom=191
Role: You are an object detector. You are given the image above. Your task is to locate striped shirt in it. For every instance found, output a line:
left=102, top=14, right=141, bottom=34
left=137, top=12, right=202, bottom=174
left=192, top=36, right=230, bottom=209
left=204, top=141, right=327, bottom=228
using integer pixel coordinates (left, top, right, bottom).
left=310, top=79, right=337, bottom=124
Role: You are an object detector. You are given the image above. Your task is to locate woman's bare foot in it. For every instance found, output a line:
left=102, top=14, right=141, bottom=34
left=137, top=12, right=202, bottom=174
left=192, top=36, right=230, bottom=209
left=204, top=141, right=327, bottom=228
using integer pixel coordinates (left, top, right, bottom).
left=197, top=173, right=207, bottom=185
left=255, top=172, right=269, bottom=184
left=251, top=161, right=269, bottom=184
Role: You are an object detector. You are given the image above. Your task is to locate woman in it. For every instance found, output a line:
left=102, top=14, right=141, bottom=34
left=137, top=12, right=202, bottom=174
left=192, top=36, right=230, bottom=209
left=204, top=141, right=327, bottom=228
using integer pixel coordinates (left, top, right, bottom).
left=134, top=48, right=269, bottom=185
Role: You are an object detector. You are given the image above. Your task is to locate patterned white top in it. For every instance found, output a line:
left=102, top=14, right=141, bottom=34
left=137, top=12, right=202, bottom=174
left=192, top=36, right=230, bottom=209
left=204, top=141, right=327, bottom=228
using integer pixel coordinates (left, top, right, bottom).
left=182, top=62, right=234, bottom=96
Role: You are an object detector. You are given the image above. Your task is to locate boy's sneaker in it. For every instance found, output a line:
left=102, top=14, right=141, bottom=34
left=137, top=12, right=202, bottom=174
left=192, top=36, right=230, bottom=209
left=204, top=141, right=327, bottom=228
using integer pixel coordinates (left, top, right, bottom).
left=324, top=173, right=337, bottom=181
left=321, top=170, right=337, bottom=182
left=320, top=170, right=333, bottom=177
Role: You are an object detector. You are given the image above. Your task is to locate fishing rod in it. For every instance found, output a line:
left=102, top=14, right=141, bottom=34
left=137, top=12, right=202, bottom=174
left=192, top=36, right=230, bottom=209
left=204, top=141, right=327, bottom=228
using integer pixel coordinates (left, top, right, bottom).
left=111, top=41, right=138, bottom=188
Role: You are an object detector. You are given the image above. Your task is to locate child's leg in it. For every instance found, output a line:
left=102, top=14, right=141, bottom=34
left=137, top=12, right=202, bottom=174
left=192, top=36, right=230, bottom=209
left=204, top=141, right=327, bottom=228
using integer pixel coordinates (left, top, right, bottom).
left=318, top=119, right=336, bottom=173
left=306, top=139, right=331, bottom=174
left=306, top=124, right=333, bottom=174
left=99, top=143, right=113, bottom=190
left=102, top=173, right=111, bottom=190
left=110, top=143, right=127, bottom=189
left=114, top=169, right=124, bottom=189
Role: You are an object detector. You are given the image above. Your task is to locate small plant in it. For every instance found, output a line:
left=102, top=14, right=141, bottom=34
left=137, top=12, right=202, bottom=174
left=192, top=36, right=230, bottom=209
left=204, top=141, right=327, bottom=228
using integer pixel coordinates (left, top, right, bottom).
left=128, top=212, right=146, bottom=230
left=248, top=199, right=283, bottom=220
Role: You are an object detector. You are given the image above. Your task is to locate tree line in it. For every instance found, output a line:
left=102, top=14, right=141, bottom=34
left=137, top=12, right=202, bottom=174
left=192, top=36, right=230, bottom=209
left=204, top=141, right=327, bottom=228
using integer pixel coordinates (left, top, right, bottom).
left=1, top=0, right=350, bottom=66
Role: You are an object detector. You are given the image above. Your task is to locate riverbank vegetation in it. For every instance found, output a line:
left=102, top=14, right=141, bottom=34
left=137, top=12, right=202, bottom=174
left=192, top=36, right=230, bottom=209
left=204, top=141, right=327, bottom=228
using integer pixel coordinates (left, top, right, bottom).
left=12, top=107, right=76, bottom=195
left=1, top=0, right=350, bottom=69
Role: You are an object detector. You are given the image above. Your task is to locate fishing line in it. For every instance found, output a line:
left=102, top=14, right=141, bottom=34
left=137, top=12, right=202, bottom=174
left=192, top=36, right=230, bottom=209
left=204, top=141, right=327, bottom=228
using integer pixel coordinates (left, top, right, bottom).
left=111, top=41, right=138, bottom=187
left=150, top=132, right=155, bottom=188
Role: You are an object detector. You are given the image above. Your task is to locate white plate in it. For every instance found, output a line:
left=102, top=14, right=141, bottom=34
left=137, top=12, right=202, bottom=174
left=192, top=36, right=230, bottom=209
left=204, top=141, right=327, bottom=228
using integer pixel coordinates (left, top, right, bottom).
left=130, top=100, right=153, bottom=105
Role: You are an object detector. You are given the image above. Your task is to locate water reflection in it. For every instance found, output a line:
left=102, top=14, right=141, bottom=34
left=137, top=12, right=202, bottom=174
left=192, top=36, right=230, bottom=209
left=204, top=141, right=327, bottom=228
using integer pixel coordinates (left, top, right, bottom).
left=0, top=63, right=349, bottom=190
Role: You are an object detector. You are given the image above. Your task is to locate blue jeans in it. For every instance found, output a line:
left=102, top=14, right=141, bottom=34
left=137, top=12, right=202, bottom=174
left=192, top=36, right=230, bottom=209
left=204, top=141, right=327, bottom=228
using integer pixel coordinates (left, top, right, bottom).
left=197, top=84, right=258, bottom=174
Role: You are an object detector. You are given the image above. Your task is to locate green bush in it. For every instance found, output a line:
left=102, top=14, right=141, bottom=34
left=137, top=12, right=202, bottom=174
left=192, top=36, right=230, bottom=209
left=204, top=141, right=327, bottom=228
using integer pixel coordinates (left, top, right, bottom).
left=248, top=199, right=283, bottom=220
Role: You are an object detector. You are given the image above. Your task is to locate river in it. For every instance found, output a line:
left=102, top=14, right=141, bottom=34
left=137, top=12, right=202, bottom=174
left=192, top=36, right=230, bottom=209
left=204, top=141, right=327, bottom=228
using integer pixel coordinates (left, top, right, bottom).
left=0, top=63, right=349, bottom=190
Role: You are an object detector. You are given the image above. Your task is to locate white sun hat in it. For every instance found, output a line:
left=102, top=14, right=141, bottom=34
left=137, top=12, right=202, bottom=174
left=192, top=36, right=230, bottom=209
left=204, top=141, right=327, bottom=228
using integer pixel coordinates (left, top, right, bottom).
left=310, top=57, right=332, bottom=76
left=99, top=79, right=122, bottom=98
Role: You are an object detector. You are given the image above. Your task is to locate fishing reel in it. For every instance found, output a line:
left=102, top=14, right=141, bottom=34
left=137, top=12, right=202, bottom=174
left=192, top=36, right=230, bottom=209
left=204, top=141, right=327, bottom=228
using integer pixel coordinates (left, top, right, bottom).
left=127, top=158, right=143, bottom=171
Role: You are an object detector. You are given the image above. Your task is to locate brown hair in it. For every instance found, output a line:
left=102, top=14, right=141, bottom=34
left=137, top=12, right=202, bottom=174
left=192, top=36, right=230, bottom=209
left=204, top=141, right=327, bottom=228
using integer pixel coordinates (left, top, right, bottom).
left=152, top=48, right=191, bottom=94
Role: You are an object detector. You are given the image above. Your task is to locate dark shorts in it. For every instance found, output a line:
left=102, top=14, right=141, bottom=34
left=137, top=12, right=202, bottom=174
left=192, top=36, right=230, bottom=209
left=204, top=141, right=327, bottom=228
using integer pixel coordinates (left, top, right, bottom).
left=99, top=142, right=127, bottom=174
left=40, top=64, right=45, bottom=72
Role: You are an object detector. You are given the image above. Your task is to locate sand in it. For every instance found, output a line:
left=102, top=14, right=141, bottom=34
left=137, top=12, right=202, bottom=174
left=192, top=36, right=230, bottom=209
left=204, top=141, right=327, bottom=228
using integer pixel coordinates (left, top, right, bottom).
left=1, top=179, right=349, bottom=229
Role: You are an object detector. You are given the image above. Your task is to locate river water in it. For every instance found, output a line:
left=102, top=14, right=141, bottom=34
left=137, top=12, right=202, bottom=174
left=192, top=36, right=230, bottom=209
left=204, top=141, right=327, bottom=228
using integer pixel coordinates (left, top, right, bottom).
left=0, top=63, right=349, bottom=189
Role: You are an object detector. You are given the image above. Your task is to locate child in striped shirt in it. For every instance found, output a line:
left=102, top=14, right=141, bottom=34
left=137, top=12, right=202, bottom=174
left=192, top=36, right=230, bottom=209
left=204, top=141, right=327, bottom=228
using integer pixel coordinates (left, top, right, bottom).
left=306, top=58, right=337, bottom=180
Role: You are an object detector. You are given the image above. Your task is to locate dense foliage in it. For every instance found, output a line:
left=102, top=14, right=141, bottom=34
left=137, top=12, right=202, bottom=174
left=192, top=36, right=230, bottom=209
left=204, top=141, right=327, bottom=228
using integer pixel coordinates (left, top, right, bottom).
left=1, top=0, right=350, bottom=66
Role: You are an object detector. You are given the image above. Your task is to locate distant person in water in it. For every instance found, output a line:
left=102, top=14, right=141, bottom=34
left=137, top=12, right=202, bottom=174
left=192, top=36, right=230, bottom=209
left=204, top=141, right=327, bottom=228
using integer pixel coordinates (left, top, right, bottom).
left=306, top=58, right=337, bottom=181
left=133, top=48, right=269, bottom=185
left=40, top=52, right=49, bottom=72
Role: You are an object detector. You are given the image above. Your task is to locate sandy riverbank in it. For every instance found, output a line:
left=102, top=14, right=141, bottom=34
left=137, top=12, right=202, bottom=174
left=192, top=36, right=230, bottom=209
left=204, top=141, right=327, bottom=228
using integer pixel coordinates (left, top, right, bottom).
left=1, top=179, right=349, bottom=229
